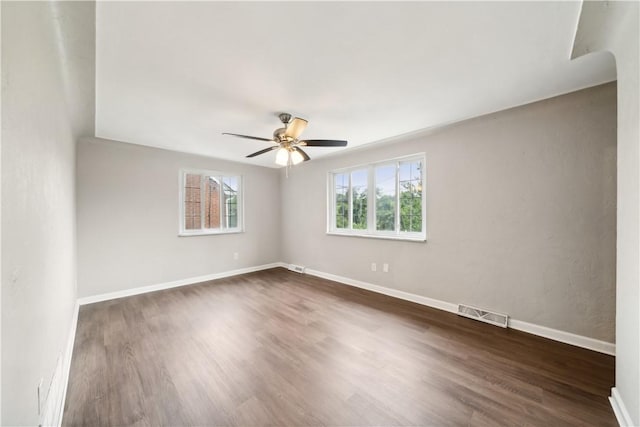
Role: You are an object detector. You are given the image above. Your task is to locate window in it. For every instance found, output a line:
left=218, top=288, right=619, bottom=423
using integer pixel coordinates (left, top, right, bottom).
left=179, top=169, right=243, bottom=236
left=328, top=154, right=426, bottom=241
left=351, top=169, right=368, bottom=230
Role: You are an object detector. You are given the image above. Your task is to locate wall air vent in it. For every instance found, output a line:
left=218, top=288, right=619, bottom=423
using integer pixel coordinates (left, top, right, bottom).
left=288, top=264, right=305, bottom=274
left=457, top=304, right=508, bottom=328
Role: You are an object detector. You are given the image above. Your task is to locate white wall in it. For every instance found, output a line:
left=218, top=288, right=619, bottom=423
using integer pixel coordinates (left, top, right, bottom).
left=1, top=2, right=95, bottom=425
left=76, top=138, right=282, bottom=298
left=282, top=83, right=617, bottom=343
left=572, top=2, right=640, bottom=425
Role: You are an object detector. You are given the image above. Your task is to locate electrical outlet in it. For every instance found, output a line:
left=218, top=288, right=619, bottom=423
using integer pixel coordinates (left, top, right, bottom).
left=233, top=252, right=239, bottom=260
left=371, top=262, right=377, bottom=272
left=383, top=263, right=389, bottom=273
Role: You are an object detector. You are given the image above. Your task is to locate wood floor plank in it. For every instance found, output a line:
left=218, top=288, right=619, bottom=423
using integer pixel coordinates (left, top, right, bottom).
left=63, top=268, right=616, bottom=426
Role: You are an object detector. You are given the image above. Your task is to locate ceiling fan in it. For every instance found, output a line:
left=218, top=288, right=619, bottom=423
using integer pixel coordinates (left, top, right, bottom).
left=222, top=113, right=348, bottom=166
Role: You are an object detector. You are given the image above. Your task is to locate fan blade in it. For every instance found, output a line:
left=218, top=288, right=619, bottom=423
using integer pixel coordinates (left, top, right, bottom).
left=293, top=146, right=311, bottom=161
left=284, top=117, right=308, bottom=139
left=246, top=146, right=278, bottom=158
left=300, top=139, right=348, bottom=147
left=223, top=133, right=273, bottom=142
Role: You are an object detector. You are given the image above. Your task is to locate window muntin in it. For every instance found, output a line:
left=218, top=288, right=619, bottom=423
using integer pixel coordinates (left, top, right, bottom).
left=328, top=155, right=426, bottom=241
left=179, top=170, right=243, bottom=236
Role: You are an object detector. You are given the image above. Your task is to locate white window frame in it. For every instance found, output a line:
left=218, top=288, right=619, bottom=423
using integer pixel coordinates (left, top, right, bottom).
left=327, top=153, right=426, bottom=242
left=178, top=168, right=244, bottom=237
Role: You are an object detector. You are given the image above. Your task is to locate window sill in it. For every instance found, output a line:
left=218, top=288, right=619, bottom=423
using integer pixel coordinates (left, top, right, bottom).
left=326, top=231, right=426, bottom=242
left=178, top=229, right=243, bottom=237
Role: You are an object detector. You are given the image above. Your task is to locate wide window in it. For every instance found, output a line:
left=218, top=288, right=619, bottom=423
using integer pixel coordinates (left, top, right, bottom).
left=179, top=169, right=243, bottom=236
left=328, top=154, right=426, bottom=241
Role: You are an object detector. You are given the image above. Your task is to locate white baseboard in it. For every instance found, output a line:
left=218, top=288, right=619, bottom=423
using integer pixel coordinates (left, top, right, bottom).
left=39, top=301, right=79, bottom=427
left=77, top=262, right=286, bottom=305
left=306, top=268, right=458, bottom=314
left=509, top=319, right=615, bottom=355
left=609, top=387, right=635, bottom=427
left=57, top=301, right=79, bottom=426
left=304, top=268, right=615, bottom=356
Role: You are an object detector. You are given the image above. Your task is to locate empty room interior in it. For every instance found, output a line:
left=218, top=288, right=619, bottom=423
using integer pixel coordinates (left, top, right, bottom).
left=1, top=1, right=639, bottom=426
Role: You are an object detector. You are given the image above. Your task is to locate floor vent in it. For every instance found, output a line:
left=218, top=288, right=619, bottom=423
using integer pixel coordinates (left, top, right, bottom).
left=457, top=304, right=508, bottom=328
left=288, top=264, right=306, bottom=274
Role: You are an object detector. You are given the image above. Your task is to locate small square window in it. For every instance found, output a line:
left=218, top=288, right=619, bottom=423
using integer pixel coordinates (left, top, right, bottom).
left=179, top=170, right=243, bottom=236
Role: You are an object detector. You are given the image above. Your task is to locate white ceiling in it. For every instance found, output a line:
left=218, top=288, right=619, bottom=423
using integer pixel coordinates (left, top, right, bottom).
left=96, top=1, right=616, bottom=168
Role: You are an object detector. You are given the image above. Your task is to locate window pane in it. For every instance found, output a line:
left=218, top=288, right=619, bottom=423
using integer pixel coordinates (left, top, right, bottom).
left=335, top=173, right=349, bottom=229
left=351, top=169, right=367, bottom=229
left=223, top=176, right=239, bottom=228
left=399, top=160, right=422, bottom=232
left=184, top=173, right=201, bottom=230
left=375, top=165, right=396, bottom=231
left=204, top=176, right=221, bottom=229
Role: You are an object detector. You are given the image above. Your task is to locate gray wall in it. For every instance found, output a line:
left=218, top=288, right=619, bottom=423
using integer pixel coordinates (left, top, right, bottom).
left=282, top=83, right=617, bottom=343
left=76, top=138, right=282, bottom=298
left=1, top=2, right=95, bottom=425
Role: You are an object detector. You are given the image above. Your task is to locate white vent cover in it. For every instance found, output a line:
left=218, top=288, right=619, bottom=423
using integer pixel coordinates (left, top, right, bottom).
left=457, top=304, right=508, bottom=328
left=288, top=264, right=305, bottom=274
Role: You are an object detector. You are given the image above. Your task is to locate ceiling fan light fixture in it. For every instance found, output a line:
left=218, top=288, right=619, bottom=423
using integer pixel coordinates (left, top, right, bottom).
left=222, top=113, right=348, bottom=167
left=290, top=149, right=304, bottom=165
left=275, top=147, right=289, bottom=166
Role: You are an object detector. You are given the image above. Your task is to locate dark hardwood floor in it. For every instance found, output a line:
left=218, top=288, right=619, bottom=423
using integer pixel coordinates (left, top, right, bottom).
left=63, top=268, right=616, bottom=426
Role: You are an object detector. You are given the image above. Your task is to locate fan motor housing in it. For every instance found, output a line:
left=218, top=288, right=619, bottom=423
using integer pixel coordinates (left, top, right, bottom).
left=273, top=127, right=287, bottom=141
